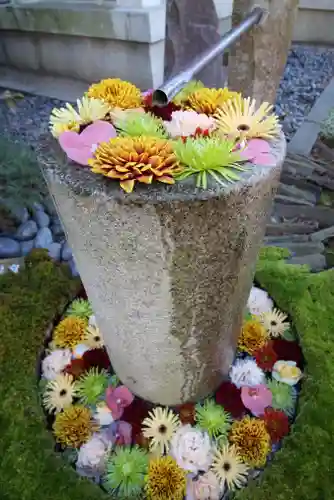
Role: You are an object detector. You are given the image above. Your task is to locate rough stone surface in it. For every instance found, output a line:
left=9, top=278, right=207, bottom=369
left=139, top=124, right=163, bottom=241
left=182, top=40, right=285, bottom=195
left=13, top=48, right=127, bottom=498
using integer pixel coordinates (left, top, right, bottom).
left=34, top=227, right=53, bottom=248
left=275, top=204, right=334, bottom=227
left=229, top=0, right=299, bottom=104
left=267, top=241, right=324, bottom=256
left=33, top=209, right=50, bottom=228
left=164, top=0, right=223, bottom=88
left=288, top=253, right=326, bottom=272
left=274, top=194, right=313, bottom=206
left=266, top=221, right=319, bottom=236
left=310, top=226, right=334, bottom=242
left=0, top=237, right=21, bottom=258
left=277, top=183, right=316, bottom=205
left=15, top=220, right=38, bottom=241
left=38, top=133, right=286, bottom=405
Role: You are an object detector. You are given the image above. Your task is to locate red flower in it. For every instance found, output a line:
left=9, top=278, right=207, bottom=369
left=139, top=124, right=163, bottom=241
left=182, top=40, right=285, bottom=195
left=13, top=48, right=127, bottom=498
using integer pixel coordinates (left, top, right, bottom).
left=121, top=397, right=151, bottom=442
left=64, top=358, right=86, bottom=379
left=143, top=92, right=181, bottom=121
left=82, top=348, right=111, bottom=371
left=271, top=339, right=303, bottom=368
left=261, top=407, right=290, bottom=443
left=181, top=127, right=211, bottom=143
left=254, top=341, right=278, bottom=371
left=215, top=381, right=246, bottom=419
left=178, top=403, right=196, bottom=425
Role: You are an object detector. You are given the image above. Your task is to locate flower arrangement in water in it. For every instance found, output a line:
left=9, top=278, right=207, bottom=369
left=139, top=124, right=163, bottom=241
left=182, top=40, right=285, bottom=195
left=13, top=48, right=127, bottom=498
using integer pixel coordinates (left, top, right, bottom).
left=49, top=78, right=281, bottom=193
left=39, top=285, right=303, bottom=499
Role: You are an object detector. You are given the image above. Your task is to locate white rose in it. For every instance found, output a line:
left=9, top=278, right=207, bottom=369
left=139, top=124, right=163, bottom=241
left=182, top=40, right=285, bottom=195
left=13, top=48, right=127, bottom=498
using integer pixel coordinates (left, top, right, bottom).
left=171, top=425, right=213, bottom=474
left=41, top=349, right=72, bottom=380
left=247, top=286, right=273, bottom=316
left=76, top=434, right=109, bottom=476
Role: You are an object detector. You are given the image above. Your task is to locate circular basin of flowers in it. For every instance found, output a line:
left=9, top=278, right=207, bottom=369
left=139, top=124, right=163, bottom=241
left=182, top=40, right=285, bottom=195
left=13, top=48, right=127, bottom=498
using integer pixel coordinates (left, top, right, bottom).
left=39, top=285, right=303, bottom=500
left=49, top=78, right=281, bottom=194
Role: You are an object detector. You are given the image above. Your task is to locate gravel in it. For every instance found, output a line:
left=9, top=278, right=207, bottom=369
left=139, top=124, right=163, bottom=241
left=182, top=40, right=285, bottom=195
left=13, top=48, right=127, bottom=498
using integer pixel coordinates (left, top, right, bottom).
left=0, top=44, right=333, bottom=146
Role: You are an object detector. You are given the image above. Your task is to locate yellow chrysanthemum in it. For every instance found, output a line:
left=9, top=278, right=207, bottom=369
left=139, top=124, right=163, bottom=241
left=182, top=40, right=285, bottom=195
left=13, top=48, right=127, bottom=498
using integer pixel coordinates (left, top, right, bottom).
left=238, top=319, right=268, bottom=355
left=211, top=444, right=249, bottom=490
left=142, top=407, right=180, bottom=454
left=214, top=95, right=280, bottom=140
left=53, top=317, right=88, bottom=349
left=83, top=325, right=104, bottom=349
left=229, top=416, right=271, bottom=468
left=43, top=373, right=77, bottom=414
left=49, top=96, right=109, bottom=138
left=88, top=136, right=182, bottom=193
left=259, top=308, right=290, bottom=337
left=53, top=405, right=98, bottom=448
left=185, top=87, right=240, bottom=115
left=145, top=456, right=187, bottom=500
left=87, top=78, right=142, bottom=110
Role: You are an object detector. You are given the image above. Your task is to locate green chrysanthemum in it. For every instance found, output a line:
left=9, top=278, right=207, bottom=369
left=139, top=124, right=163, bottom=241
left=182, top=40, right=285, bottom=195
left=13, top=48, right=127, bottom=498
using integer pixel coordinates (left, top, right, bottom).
left=115, top=111, right=167, bottom=139
left=173, top=137, right=246, bottom=189
left=195, top=399, right=232, bottom=440
left=65, top=299, right=93, bottom=320
left=105, top=446, right=148, bottom=498
left=76, top=367, right=109, bottom=405
left=267, top=380, right=296, bottom=416
left=173, top=80, right=205, bottom=106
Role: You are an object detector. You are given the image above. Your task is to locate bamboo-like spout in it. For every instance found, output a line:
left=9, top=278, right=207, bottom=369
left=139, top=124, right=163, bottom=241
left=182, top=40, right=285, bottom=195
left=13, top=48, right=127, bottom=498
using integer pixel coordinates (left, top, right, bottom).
left=152, top=7, right=265, bottom=107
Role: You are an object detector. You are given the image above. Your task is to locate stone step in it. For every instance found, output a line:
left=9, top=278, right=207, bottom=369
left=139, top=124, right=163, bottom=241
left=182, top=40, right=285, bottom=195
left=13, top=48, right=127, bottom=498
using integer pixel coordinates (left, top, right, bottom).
left=287, top=253, right=327, bottom=272
left=274, top=194, right=314, bottom=206
left=278, top=183, right=317, bottom=205
left=310, top=225, right=334, bottom=242
left=265, top=222, right=319, bottom=236
left=275, top=204, right=334, bottom=227
left=265, top=241, right=324, bottom=256
left=279, top=173, right=322, bottom=199
left=264, top=235, right=310, bottom=243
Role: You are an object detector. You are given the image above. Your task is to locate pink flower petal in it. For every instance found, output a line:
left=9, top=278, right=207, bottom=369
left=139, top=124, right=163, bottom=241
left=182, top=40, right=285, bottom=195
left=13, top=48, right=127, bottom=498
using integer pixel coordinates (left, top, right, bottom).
left=80, top=120, right=116, bottom=147
left=241, top=385, right=272, bottom=416
left=113, top=386, right=134, bottom=408
left=63, top=146, right=93, bottom=166
left=252, top=152, right=276, bottom=166
left=58, top=130, right=83, bottom=150
left=247, top=139, right=271, bottom=154
left=116, top=421, right=132, bottom=445
left=105, top=397, right=124, bottom=420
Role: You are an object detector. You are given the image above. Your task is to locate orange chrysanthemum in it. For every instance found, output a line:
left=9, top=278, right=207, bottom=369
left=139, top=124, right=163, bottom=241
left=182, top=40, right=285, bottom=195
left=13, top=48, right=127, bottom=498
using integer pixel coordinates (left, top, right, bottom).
left=238, top=319, right=268, bottom=355
left=53, top=405, right=99, bottom=448
left=229, top=416, right=271, bottom=467
left=184, top=87, right=240, bottom=115
left=88, top=137, right=182, bottom=193
left=53, top=317, right=88, bottom=349
left=87, top=78, right=142, bottom=110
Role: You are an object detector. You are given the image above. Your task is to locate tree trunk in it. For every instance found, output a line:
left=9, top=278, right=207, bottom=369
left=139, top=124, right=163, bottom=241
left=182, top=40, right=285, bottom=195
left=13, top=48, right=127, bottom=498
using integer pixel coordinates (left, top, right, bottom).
left=228, top=0, right=299, bottom=104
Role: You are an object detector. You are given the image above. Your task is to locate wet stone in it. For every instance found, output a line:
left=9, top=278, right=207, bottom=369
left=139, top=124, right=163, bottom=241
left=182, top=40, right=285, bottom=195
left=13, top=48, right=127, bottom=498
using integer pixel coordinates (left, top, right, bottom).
left=33, top=210, right=50, bottom=228
left=15, top=220, right=38, bottom=242
left=0, top=237, right=21, bottom=258
left=34, top=227, right=53, bottom=248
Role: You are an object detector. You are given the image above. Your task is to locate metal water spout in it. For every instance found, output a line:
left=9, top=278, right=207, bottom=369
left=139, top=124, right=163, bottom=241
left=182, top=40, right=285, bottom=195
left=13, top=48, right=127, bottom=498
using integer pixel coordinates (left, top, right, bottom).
left=152, top=7, right=265, bottom=107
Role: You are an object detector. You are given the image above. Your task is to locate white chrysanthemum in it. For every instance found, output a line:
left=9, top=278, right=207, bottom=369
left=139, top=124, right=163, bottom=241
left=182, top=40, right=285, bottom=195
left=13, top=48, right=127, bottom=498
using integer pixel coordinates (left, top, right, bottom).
left=43, top=373, right=77, bottom=413
left=76, top=433, right=110, bottom=478
left=41, top=348, right=72, bottom=380
left=142, top=407, right=180, bottom=454
left=170, top=424, right=213, bottom=474
left=229, top=359, right=265, bottom=388
left=259, top=308, right=289, bottom=337
left=247, top=286, right=273, bottom=316
left=164, top=110, right=216, bottom=138
left=84, top=325, right=104, bottom=349
left=211, top=444, right=249, bottom=491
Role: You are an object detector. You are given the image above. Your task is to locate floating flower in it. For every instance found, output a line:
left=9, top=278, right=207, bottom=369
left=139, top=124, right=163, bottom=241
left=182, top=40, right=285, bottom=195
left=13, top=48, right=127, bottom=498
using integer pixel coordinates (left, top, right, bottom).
left=211, top=444, right=249, bottom=491
left=115, top=111, right=167, bottom=139
left=164, top=110, right=216, bottom=138
left=143, top=91, right=181, bottom=121
left=106, top=385, right=134, bottom=420
left=178, top=402, right=196, bottom=425
left=87, top=78, right=142, bottom=110
left=271, top=339, right=303, bottom=368
left=253, top=341, right=278, bottom=372
left=76, top=433, right=110, bottom=479
left=53, top=405, right=98, bottom=448
left=142, top=407, right=180, bottom=454
left=77, top=367, right=109, bottom=405
left=187, top=470, right=222, bottom=500
left=229, top=416, right=271, bottom=468
left=50, top=96, right=109, bottom=138
left=109, top=106, right=145, bottom=125
left=195, top=399, right=231, bottom=441
left=58, top=120, right=117, bottom=166
left=215, top=381, right=246, bottom=419
left=88, top=136, right=182, bottom=193
left=173, top=80, right=205, bottom=106
left=83, top=325, right=104, bottom=349
left=238, top=319, right=268, bottom=355
left=42, top=348, right=72, bottom=380
left=43, top=373, right=77, bottom=413
left=240, top=138, right=276, bottom=166
left=247, top=286, right=274, bottom=316
left=261, top=408, right=290, bottom=443
left=170, top=424, right=213, bottom=474
left=64, top=357, right=86, bottom=379
left=82, top=347, right=112, bottom=371
left=259, top=309, right=290, bottom=338
left=185, top=87, right=240, bottom=115
left=94, top=401, right=114, bottom=426
left=174, top=136, right=246, bottom=189
left=266, top=379, right=296, bottom=416
left=230, top=358, right=265, bottom=388
left=106, top=446, right=148, bottom=498
left=214, top=95, right=280, bottom=141
left=145, top=456, right=187, bottom=500
left=53, top=316, right=87, bottom=349
left=272, top=360, right=303, bottom=386
left=65, top=299, right=94, bottom=320
left=241, top=384, right=272, bottom=417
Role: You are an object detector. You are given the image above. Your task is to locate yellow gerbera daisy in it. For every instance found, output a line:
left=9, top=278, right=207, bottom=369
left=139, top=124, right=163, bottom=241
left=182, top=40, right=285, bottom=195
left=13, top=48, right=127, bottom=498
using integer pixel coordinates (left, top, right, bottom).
left=83, top=325, right=104, bottom=349
left=260, top=308, right=290, bottom=337
left=142, top=407, right=180, bottom=454
left=214, top=95, right=280, bottom=141
left=211, top=444, right=249, bottom=491
left=43, top=373, right=78, bottom=413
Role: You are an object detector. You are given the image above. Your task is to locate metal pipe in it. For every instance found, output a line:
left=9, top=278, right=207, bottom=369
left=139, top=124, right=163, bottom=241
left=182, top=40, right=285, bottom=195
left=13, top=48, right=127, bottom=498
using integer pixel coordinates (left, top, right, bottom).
left=152, top=7, right=265, bottom=107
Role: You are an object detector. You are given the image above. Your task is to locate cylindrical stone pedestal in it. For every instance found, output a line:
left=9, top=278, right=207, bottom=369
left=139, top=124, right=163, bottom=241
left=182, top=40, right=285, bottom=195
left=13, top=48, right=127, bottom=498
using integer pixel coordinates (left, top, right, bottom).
left=39, top=134, right=286, bottom=406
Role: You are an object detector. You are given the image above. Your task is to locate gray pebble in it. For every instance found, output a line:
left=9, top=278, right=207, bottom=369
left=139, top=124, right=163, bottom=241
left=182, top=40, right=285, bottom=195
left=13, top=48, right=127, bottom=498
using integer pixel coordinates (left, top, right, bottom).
left=50, top=222, right=65, bottom=239
left=11, top=206, right=30, bottom=224
left=34, top=227, right=53, bottom=248
left=0, top=237, right=21, bottom=258
left=61, top=241, right=72, bottom=261
left=15, top=220, right=38, bottom=241
left=43, top=198, right=58, bottom=216
left=20, top=239, right=34, bottom=256
left=69, top=257, right=79, bottom=277
left=31, top=201, right=45, bottom=212
left=47, top=242, right=62, bottom=261
left=33, top=210, right=50, bottom=228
